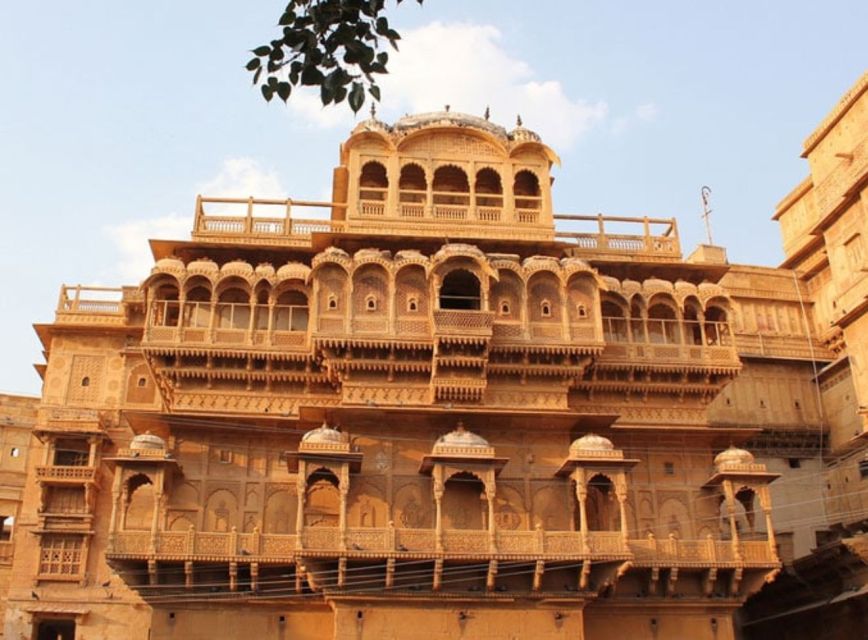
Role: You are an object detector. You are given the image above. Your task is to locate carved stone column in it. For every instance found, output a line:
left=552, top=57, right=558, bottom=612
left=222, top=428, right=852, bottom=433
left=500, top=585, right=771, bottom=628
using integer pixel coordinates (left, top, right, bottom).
left=433, top=477, right=444, bottom=553
left=295, top=467, right=307, bottom=549
left=486, top=484, right=497, bottom=553
left=575, top=475, right=590, bottom=554
left=615, top=475, right=629, bottom=544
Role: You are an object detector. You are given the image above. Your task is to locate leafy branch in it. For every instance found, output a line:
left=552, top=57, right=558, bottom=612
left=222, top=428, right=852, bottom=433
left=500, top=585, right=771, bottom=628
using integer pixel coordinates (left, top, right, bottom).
left=246, top=0, right=423, bottom=113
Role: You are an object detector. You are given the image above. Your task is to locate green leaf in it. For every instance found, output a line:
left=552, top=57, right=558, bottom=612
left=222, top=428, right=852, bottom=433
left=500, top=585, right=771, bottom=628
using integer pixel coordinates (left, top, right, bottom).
left=277, top=82, right=291, bottom=103
left=245, top=58, right=261, bottom=71
left=261, top=85, right=274, bottom=102
left=348, top=82, right=365, bottom=113
left=300, top=65, right=325, bottom=86
left=252, top=45, right=271, bottom=57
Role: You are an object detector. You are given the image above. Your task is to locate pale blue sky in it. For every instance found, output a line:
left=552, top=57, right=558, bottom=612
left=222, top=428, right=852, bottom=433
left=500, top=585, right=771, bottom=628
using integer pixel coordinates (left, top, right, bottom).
left=0, top=1, right=865, bottom=396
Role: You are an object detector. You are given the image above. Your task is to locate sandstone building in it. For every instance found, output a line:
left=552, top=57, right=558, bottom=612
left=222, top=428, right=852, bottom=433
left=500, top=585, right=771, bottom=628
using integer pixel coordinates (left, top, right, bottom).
left=2, top=72, right=865, bottom=639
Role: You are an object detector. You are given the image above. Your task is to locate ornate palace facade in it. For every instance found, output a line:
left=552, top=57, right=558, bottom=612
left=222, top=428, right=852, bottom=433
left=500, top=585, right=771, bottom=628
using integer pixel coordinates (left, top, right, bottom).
left=3, top=73, right=866, bottom=639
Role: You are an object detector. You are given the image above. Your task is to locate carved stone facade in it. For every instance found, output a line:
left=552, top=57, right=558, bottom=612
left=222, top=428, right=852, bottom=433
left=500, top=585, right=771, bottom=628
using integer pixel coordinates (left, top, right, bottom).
left=3, top=82, right=866, bottom=638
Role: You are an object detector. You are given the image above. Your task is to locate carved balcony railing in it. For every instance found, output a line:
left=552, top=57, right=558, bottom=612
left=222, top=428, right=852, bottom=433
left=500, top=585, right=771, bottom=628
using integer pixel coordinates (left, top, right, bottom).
left=734, top=332, right=835, bottom=361
left=107, top=528, right=775, bottom=570
left=144, top=301, right=310, bottom=351
left=35, top=465, right=99, bottom=484
left=433, top=310, right=494, bottom=339
left=555, top=214, right=682, bottom=261
left=191, top=196, right=346, bottom=246
left=54, top=285, right=140, bottom=327
left=598, top=318, right=739, bottom=369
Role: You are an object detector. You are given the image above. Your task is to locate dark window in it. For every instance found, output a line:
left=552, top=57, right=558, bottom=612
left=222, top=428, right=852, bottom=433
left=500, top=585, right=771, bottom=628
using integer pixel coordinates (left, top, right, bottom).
left=439, top=270, right=481, bottom=310
left=664, top=462, right=675, bottom=476
left=788, top=458, right=801, bottom=469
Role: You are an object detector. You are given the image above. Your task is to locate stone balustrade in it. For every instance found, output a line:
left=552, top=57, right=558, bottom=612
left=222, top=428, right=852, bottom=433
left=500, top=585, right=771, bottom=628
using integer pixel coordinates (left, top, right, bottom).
left=106, top=528, right=776, bottom=568
left=35, top=465, right=99, bottom=484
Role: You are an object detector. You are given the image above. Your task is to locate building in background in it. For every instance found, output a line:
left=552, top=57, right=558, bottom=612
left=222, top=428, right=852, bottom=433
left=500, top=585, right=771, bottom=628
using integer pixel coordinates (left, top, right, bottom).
left=0, top=393, right=38, bottom=637
left=737, top=72, right=868, bottom=639
left=1, top=73, right=864, bottom=640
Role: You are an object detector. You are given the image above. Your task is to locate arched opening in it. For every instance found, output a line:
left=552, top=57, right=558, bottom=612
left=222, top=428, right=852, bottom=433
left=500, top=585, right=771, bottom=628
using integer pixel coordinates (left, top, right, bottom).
left=585, top=475, right=619, bottom=531
left=183, top=280, right=212, bottom=328
left=274, top=289, right=309, bottom=332
left=359, top=161, right=388, bottom=201
left=253, top=286, right=270, bottom=330
left=150, top=281, right=180, bottom=327
left=629, top=300, right=646, bottom=342
left=432, top=166, right=470, bottom=211
left=399, top=163, right=427, bottom=203
left=439, top=270, right=481, bottom=310
left=601, top=300, right=628, bottom=342
left=513, top=170, right=541, bottom=210
left=647, top=302, right=679, bottom=344
left=443, top=472, right=486, bottom=530
left=528, top=273, right=561, bottom=325
left=475, top=168, right=503, bottom=211
left=736, top=488, right=757, bottom=535
left=705, top=306, right=730, bottom=346
left=305, top=469, right=341, bottom=528
left=217, top=285, right=250, bottom=330
left=396, top=265, right=427, bottom=320
left=124, top=475, right=154, bottom=531
left=683, top=302, right=704, bottom=345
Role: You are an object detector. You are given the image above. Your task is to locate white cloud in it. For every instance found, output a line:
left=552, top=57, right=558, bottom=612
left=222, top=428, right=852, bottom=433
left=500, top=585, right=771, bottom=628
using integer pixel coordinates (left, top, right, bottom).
left=611, top=102, right=660, bottom=135
left=103, top=157, right=286, bottom=284
left=287, top=21, right=608, bottom=149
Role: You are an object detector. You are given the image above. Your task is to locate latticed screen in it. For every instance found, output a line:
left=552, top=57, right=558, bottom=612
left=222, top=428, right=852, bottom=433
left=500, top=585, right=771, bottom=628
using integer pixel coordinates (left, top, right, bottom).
left=39, top=535, right=83, bottom=576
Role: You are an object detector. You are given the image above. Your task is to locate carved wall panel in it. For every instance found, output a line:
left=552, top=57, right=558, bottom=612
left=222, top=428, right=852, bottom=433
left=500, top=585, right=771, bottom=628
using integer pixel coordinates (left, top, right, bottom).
left=305, top=479, right=340, bottom=527
left=531, top=484, right=571, bottom=531
left=125, top=477, right=155, bottom=531
left=263, top=487, right=297, bottom=534
left=393, top=480, right=433, bottom=529
left=347, top=480, right=388, bottom=528
left=442, top=474, right=486, bottom=530
left=204, top=488, right=239, bottom=533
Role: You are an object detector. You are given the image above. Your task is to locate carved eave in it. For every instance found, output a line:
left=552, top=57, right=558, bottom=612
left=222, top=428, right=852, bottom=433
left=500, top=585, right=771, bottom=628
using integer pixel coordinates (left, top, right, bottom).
left=555, top=454, right=640, bottom=478
left=702, top=465, right=781, bottom=489
left=285, top=444, right=363, bottom=474
left=104, top=449, right=181, bottom=472
left=419, top=453, right=508, bottom=475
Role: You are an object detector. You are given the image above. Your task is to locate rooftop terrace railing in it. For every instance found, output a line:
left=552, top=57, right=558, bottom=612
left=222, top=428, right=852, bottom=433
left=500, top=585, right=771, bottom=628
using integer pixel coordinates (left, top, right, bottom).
left=554, top=214, right=681, bottom=259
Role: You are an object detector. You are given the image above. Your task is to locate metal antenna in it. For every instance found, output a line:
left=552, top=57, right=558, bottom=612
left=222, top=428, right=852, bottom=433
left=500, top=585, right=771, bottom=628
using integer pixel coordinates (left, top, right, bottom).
left=700, top=186, right=713, bottom=245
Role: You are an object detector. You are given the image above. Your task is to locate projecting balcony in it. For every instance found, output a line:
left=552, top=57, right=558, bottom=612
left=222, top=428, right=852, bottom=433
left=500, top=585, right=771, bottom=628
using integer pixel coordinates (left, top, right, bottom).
left=433, top=310, right=494, bottom=340
left=555, top=215, right=682, bottom=261
left=35, top=465, right=99, bottom=485
left=106, top=527, right=775, bottom=570
left=597, top=318, right=740, bottom=370
left=144, top=301, right=310, bottom=352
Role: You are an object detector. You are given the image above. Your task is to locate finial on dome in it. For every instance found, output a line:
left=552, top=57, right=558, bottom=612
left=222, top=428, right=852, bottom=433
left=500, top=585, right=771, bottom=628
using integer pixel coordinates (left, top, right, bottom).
left=484, top=106, right=490, bottom=121
left=445, top=104, right=451, bottom=112
left=455, top=420, right=466, bottom=433
left=370, top=102, right=377, bottom=118
left=516, top=114, right=523, bottom=127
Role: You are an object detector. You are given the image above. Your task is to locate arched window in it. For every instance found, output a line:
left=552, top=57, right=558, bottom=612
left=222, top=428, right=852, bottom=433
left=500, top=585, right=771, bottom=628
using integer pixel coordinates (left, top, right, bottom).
left=439, top=270, right=481, bottom=310
left=365, top=294, right=377, bottom=312
left=432, top=166, right=470, bottom=210
left=585, top=475, right=619, bottom=531
left=305, top=469, right=341, bottom=528
left=407, top=297, right=418, bottom=313
left=274, top=290, right=309, bottom=332
left=540, top=300, right=552, bottom=318
left=683, top=304, right=703, bottom=345
left=359, top=161, right=388, bottom=201
left=601, top=300, right=628, bottom=342
left=327, top=294, right=338, bottom=311
left=705, top=306, right=729, bottom=346
left=399, top=164, right=426, bottom=199
left=499, top=300, right=511, bottom=316
left=151, top=283, right=180, bottom=327
left=475, top=168, right=503, bottom=210
left=513, top=170, right=541, bottom=210
left=217, top=287, right=250, bottom=329
left=647, top=303, right=679, bottom=344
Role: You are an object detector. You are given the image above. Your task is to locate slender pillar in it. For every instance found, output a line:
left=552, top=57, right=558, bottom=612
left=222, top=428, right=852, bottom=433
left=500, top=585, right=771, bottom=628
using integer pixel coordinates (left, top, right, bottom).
left=575, top=474, right=590, bottom=553
left=487, top=485, right=497, bottom=552
left=434, top=478, right=444, bottom=552
left=295, top=470, right=306, bottom=549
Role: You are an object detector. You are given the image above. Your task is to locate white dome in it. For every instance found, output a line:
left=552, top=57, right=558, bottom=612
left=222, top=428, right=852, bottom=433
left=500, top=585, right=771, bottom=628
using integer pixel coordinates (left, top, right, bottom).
left=570, top=433, right=615, bottom=453
left=301, top=423, right=344, bottom=445
left=714, top=446, right=755, bottom=467
left=130, top=432, right=166, bottom=451
left=434, top=423, right=489, bottom=450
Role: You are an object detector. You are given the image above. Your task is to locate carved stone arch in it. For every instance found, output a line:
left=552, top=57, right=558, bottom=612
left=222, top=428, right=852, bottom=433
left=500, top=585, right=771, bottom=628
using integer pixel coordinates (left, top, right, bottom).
left=490, top=268, right=524, bottom=319
left=394, top=481, right=433, bottom=529
left=352, top=262, right=390, bottom=319
left=509, top=140, right=561, bottom=166
left=183, top=274, right=214, bottom=302
left=397, top=128, right=509, bottom=159
left=347, top=480, right=388, bottom=528
left=315, top=263, right=350, bottom=322
left=395, top=263, right=428, bottom=318
left=311, top=247, right=353, bottom=275
left=124, top=473, right=155, bottom=531
left=682, top=294, right=705, bottom=345
left=168, top=514, right=195, bottom=532
left=304, top=465, right=343, bottom=487
left=646, top=292, right=679, bottom=314
left=342, top=129, right=396, bottom=160
left=566, top=272, right=597, bottom=323
left=493, top=483, right=527, bottom=531
left=264, top=488, right=298, bottom=534
left=143, top=272, right=182, bottom=303
left=527, top=270, right=563, bottom=322
left=513, top=168, right=542, bottom=197
left=658, top=497, right=691, bottom=539
left=205, top=488, right=239, bottom=533
left=215, top=274, right=253, bottom=301
left=442, top=470, right=487, bottom=530
left=125, top=362, right=156, bottom=405
left=531, top=484, right=570, bottom=531
left=169, top=481, right=199, bottom=509
left=304, top=469, right=341, bottom=528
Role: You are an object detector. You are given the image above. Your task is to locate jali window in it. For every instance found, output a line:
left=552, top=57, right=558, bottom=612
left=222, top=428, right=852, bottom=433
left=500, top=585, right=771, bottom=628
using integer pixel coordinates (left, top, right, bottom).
left=39, top=535, right=83, bottom=577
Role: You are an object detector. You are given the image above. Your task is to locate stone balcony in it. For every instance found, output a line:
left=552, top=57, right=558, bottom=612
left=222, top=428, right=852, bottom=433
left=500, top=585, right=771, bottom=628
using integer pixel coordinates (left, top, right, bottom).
left=433, top=310, right=495, bottom=341
left=555, top=214, right=682, bottom=262
left=106, top=527, right=776, bottom=570
left=35, top=465, right=99, bottom=484
left=53, top=285, right=141, bottom=327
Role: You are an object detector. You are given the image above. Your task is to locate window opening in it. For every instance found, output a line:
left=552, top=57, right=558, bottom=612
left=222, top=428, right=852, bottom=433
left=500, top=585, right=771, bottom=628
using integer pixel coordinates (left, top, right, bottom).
left=439, top=270, right=481, bottom=310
